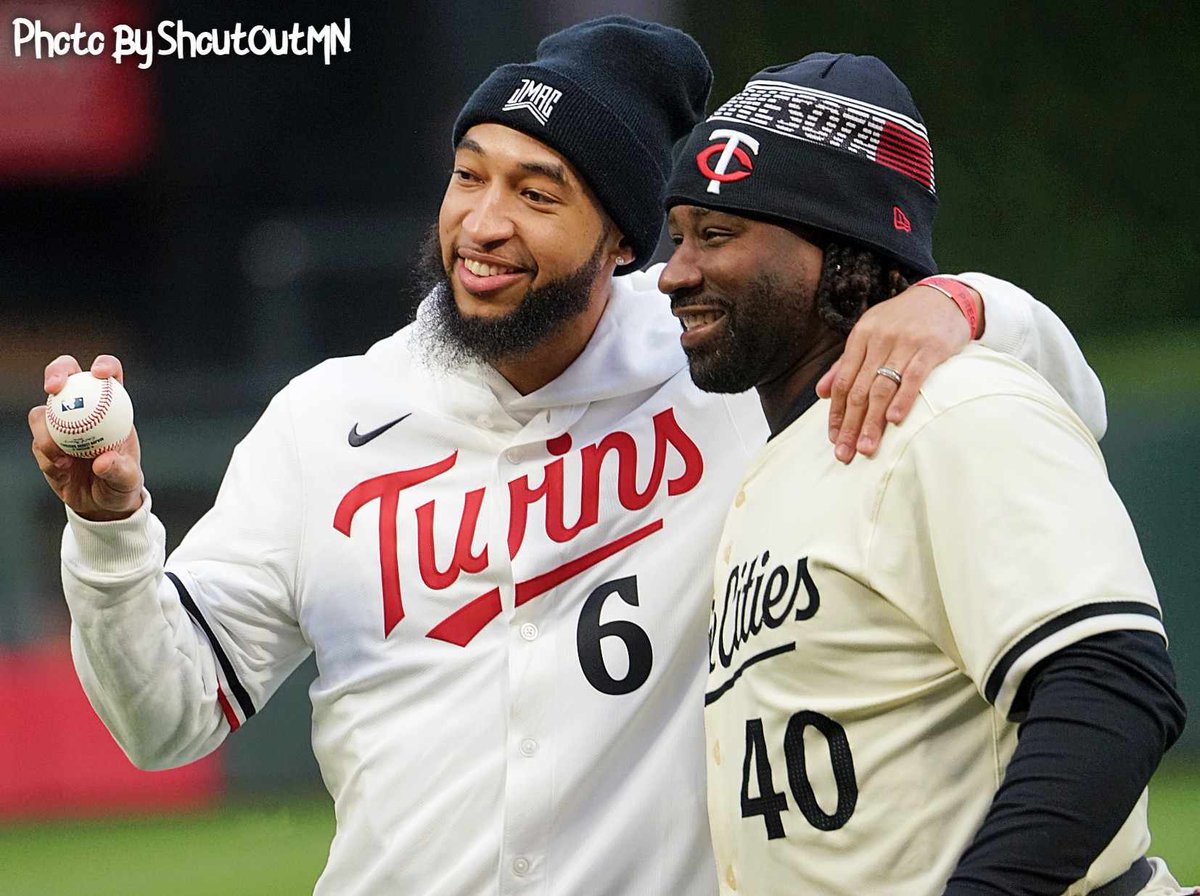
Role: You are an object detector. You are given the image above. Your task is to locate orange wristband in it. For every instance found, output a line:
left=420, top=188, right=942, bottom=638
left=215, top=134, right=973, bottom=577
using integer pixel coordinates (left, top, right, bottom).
left=917, top=276, right=982, bottom=339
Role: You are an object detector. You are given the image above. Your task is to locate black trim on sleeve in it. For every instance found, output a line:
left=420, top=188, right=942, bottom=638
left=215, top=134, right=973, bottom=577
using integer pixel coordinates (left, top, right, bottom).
left=983, top=601, right=1162, bottom=704
left=944, top=630, right=1186, bottom=896
left=166, top=571, right=257, bottom=721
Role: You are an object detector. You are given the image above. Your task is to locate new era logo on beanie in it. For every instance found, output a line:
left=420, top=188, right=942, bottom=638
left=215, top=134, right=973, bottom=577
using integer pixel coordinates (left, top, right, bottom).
left=665, top=52, right=938, bottom=276
left=453, top=16, right=712, bottom=274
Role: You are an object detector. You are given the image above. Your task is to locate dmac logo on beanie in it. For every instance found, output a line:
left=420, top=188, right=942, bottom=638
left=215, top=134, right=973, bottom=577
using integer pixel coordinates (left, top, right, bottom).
left=454, top=16, right=712, bottom=273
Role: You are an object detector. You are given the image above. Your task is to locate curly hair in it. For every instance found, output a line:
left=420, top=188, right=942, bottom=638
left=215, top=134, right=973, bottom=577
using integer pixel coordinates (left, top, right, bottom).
left=813, top=240, right=918, bottom=335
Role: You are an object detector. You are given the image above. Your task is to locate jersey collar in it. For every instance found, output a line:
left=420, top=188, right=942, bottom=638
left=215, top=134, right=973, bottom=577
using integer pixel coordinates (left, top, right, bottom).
left=766, top=368, right=829, bottom=441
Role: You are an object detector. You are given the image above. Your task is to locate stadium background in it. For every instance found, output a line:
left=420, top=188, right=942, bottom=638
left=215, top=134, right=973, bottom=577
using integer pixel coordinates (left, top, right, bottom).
left=0, top=0, right=1195, bottom=891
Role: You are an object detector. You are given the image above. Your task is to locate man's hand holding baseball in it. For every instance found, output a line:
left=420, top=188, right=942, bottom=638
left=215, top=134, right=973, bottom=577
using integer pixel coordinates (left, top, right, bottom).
left=29, top=354, right=144, bottom=522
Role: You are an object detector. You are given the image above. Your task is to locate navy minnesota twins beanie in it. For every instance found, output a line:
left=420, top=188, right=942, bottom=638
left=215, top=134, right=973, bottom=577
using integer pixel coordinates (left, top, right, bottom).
left=665, top=52, right=938, bottom=276
left=453, top=16, right=712, bottom=274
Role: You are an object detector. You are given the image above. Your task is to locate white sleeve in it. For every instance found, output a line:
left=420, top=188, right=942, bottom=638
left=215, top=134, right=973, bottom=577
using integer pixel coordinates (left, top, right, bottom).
left=61, top=393, right=310, bottom=770
left=953, top=272, right=1107, bottom=439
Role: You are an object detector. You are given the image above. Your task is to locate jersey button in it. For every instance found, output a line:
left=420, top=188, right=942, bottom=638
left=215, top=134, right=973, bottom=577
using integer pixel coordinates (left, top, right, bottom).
left=519, top=738, right=538, bottom=757
left=724, top=863, right=738, bottom=890
left=505, top=448, right=523, bottom=463
left=475, top=415, right=494, bottom=429
left=512, top=857, right=531, bottom=876
left=520, top=622, right=539, bottom=641
left=734, top=490, right=746, bottom=507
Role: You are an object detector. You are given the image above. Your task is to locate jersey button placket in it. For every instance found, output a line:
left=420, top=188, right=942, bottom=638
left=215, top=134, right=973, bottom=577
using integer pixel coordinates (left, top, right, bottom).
left=501, top=610, right=551, bottom=894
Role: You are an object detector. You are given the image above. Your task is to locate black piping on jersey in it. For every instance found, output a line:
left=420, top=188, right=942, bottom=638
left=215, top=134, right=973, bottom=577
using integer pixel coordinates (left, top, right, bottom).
left=983, top=601, right=1162, bottom=705
left=705, top=642, right=796, bottom=705
left=166, top=571, right=257, bottom=722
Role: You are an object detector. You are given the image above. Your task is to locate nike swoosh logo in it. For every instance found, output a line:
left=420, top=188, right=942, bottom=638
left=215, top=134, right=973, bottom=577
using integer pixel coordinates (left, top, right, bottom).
left=348, top=414, right=411, bottom=448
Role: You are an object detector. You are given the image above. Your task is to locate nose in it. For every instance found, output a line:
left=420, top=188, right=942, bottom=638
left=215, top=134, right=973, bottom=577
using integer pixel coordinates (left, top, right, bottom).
left=461, top=185, right=516, bottom=246
left=658, top=241, right=702, bottom=296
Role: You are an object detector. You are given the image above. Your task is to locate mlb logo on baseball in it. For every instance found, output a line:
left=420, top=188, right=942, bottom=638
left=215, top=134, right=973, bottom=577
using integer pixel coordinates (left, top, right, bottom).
left=502, top=78, right=563, bottom=125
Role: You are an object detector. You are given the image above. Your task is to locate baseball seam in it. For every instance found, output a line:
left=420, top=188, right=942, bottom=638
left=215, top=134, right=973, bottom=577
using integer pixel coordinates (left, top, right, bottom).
left=46, top=378, right=114, bottom=435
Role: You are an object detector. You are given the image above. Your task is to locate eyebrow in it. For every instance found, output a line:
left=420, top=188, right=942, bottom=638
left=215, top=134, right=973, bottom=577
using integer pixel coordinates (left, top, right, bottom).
left=668, top=206, right=718, bottom=228
left=455, top=137, right=569, bottom=188
left=457, top=136, right=484, bottom=155
left=518, top=160, right=568, bottom=188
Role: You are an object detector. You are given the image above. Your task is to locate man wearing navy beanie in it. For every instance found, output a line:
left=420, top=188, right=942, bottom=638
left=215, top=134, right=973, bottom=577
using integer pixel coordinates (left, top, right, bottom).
left=36, top=21, right=1116, bottom=896
left=665, top=53, right=1189, bottom=896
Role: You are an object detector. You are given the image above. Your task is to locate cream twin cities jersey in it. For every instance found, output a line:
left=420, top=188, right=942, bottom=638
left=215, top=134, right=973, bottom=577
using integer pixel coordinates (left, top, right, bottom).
left=705, top=345, right=1166, bottom=896
left=60, top=271, right=1105, bottom=896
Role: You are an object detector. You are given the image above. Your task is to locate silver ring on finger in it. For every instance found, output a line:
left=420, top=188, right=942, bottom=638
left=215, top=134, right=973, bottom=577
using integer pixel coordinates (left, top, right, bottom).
left=875, top=365, right=903, bottom=386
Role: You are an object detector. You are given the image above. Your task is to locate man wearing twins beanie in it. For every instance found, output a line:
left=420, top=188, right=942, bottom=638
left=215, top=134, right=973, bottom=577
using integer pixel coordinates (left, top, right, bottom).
left=664, top=53, right=1189, bottom=896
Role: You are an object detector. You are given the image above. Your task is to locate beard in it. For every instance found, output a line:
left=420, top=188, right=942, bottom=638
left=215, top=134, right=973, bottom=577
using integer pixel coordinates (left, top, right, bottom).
left=674, top=272, right=815, bottom=394
left=414, top=226, right=606, bottom=369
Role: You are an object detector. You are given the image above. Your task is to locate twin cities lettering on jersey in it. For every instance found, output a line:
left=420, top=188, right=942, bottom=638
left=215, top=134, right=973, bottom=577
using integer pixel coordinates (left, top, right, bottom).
left=333, top=408, right=703, bottom=643
left=709, top=551, right=821, bottom=677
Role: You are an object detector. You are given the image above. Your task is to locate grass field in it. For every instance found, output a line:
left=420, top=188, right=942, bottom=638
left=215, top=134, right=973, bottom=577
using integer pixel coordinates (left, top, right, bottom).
left=1, top=763, right=1197, bottom=894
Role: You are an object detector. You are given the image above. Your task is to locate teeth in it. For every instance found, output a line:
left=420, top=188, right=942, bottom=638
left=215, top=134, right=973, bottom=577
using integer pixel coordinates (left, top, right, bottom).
left=463, top=258, right=517, bottom=278
left=680, top=311, right=723, bottom=331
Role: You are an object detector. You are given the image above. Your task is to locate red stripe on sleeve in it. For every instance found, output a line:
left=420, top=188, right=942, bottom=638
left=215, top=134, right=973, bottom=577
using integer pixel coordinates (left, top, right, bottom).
left=216, top=687, right=241, bottom=732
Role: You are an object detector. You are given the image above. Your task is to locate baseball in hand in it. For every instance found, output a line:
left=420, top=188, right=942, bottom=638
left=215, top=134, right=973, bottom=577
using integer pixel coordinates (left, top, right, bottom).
left=45, top=372, right=135, bottom=459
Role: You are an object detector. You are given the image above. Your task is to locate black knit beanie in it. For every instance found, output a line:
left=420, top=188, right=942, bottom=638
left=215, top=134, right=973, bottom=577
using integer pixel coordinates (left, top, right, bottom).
left=453, top=16, right=712, bottom=274
left=665, top=52, right=938, bottom=276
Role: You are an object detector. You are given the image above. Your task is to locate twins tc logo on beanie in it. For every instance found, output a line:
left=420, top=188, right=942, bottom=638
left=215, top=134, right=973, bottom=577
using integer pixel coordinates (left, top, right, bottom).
left=695, top=129, right=759, bottom=194
left=665, top=53, right=940, bottom=277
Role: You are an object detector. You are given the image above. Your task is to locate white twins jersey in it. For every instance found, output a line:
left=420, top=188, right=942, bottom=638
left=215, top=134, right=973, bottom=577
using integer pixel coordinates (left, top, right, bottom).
left=60, top=271, right=1105, bottom=895
left=705, top=346, right=1165, bottom=896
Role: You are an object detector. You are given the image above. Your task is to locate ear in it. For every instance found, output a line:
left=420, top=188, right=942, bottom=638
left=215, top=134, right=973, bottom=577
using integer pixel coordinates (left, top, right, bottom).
left=613, top=234, right=635, bottom=267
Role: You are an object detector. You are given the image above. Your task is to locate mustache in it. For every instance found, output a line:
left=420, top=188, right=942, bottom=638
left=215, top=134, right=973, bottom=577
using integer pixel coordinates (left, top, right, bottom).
left=669, top=291, right=732, bottom=313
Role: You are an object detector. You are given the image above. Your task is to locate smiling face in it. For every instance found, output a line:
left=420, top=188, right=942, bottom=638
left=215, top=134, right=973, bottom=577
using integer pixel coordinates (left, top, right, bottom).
left=438, top=123, right=625, bottom=323
left=659, top=205, right=828, bottom=393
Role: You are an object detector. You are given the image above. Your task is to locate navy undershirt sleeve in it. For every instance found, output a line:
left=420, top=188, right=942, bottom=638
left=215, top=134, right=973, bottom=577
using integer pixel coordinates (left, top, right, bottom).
left=942, top=629, right=1187, bottom=896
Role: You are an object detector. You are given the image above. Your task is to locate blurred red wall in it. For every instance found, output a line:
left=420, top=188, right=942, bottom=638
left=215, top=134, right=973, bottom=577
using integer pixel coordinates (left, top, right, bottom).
left=0, top=641, right=221, bottom=819
left=0, top=0, right=155, bottom=182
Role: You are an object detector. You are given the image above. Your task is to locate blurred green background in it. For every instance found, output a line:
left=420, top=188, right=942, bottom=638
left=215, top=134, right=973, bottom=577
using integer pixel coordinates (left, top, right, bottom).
left=0, top=0, right=1196, bottom=890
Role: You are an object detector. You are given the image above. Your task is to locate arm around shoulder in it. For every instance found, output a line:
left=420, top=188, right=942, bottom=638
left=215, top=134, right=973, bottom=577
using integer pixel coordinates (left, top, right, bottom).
left=953, top=272, right=1107, bottom=439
